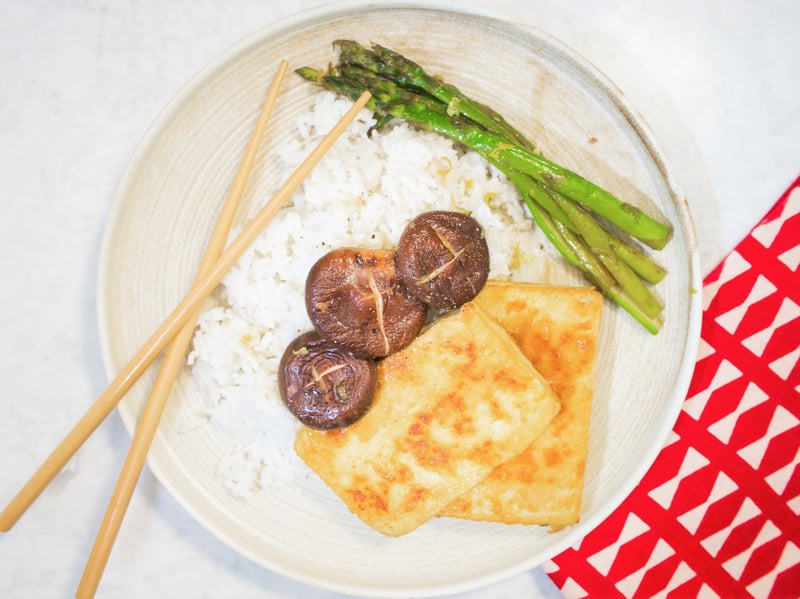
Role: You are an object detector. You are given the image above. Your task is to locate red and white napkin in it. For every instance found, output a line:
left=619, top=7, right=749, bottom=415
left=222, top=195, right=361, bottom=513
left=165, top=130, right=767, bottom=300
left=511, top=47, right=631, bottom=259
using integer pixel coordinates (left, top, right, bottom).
left=546, top=176, right=800, bottom=598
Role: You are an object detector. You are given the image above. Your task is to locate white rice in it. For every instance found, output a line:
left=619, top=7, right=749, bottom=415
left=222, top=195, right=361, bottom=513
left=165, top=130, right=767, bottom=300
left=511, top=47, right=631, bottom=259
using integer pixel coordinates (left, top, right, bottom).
left=187, top=91, right=556, bottom=497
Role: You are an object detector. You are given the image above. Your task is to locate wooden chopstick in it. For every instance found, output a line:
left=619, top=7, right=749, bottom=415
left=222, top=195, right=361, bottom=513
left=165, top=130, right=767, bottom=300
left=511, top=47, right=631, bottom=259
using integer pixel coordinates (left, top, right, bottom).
left=0, top=86, right=371, bottom=535
left=75, top=60, right=289, bottom=599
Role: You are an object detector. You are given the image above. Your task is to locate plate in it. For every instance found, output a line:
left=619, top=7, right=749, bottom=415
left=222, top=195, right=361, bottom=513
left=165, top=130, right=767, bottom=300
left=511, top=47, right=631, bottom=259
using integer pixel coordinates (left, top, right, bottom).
left=97, top=2, right=701, bottom=596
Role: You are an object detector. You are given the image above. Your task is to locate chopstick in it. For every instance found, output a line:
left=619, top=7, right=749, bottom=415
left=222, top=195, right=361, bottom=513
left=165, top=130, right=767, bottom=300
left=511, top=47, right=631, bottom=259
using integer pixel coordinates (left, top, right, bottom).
left=75, top=60, right=289, bottom=599
left=0, top=85, right=371, bottom=535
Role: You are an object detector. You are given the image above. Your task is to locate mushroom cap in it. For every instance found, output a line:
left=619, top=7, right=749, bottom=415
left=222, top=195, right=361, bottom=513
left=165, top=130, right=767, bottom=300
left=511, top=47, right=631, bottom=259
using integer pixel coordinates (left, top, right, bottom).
left=278, top=330, right=377, bottom=430
left=396, top=211, right=490, bottom=310
left=305, top=247, right=428, bottom=358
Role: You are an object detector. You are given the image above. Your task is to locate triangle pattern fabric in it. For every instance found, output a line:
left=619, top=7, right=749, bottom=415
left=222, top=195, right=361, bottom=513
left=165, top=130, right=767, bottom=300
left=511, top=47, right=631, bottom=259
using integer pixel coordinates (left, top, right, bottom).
left=714, top=275, right=776, bottom=335
left=778, top=242, right=800, bottom=272
left=547, top=176, right=800, bottom=598
left=742, top=297, right=800, bottom=357
left=703, top=250, right=750, bottom=312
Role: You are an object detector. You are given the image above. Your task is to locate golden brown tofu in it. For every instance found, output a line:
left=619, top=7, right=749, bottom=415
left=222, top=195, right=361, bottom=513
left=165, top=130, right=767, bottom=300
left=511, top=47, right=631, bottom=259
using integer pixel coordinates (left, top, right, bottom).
left=441, top=281, right=603, bottom=527
left=294, top=302, right=561, bottom=536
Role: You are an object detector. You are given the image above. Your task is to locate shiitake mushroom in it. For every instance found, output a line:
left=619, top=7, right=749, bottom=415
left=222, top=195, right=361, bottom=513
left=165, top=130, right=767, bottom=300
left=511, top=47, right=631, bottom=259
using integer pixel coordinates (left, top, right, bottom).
left=305, top=247, right=427, bottom=359
left=396, top=211, right=490, bottom=310
left=278, top=330, right=377, bottom=430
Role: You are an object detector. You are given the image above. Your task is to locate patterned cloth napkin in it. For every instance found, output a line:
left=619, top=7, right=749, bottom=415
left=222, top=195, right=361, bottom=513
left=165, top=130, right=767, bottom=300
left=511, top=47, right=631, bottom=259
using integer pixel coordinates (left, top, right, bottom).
left=545, top=176, right=800, bottom=598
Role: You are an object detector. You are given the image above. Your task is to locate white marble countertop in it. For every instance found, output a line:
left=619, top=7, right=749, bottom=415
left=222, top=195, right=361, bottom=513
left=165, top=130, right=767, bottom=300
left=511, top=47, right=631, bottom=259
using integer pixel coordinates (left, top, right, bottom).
left=1, top=1, right=797, bottom=598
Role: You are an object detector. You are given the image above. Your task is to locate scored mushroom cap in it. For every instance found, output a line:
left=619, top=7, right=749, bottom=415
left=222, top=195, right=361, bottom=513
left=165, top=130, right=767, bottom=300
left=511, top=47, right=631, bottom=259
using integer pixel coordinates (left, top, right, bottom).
left=278, top=330, right=377, bottom=430
left=396, top=211, right=490, bottom=310
left=305, top=247, right=428, bottom=358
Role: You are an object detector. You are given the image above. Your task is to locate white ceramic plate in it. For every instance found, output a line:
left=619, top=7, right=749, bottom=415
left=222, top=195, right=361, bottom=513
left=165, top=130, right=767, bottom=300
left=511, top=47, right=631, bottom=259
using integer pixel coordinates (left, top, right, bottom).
left=97, top=2, right=701, bottom=596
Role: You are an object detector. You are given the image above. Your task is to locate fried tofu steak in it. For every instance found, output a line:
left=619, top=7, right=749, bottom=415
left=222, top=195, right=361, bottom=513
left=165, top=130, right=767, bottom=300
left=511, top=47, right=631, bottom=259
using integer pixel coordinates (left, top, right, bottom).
left=441, top=281, right=603, bottom=528
left=294, top=301, right=561, bottom=536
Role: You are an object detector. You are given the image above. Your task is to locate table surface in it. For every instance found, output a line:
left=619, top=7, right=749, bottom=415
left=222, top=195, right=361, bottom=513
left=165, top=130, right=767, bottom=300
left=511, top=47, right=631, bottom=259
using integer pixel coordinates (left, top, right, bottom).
left=1, top=1, right=797, bottom=598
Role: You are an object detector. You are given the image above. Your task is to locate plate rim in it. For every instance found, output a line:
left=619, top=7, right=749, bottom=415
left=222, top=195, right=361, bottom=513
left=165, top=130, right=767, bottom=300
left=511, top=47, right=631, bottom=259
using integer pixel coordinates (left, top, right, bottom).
left=96, top=1, right=703, bottom=596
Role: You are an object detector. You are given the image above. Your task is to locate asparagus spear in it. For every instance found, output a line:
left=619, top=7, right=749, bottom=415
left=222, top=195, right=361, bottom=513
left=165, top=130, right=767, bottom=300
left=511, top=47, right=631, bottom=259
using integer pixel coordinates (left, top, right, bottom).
left=489, top=161, right=665, bottom=331
left=319, top=65, right=671, bottom=250
left=501, top=164, right=667, bottom=285
left=334, top=42, right=672, bottom=251
left=295, top=49, right=669, bottom=332
left=335, top=40, right=535, bottom=151
left=504, top=182, right=664, bottom=334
